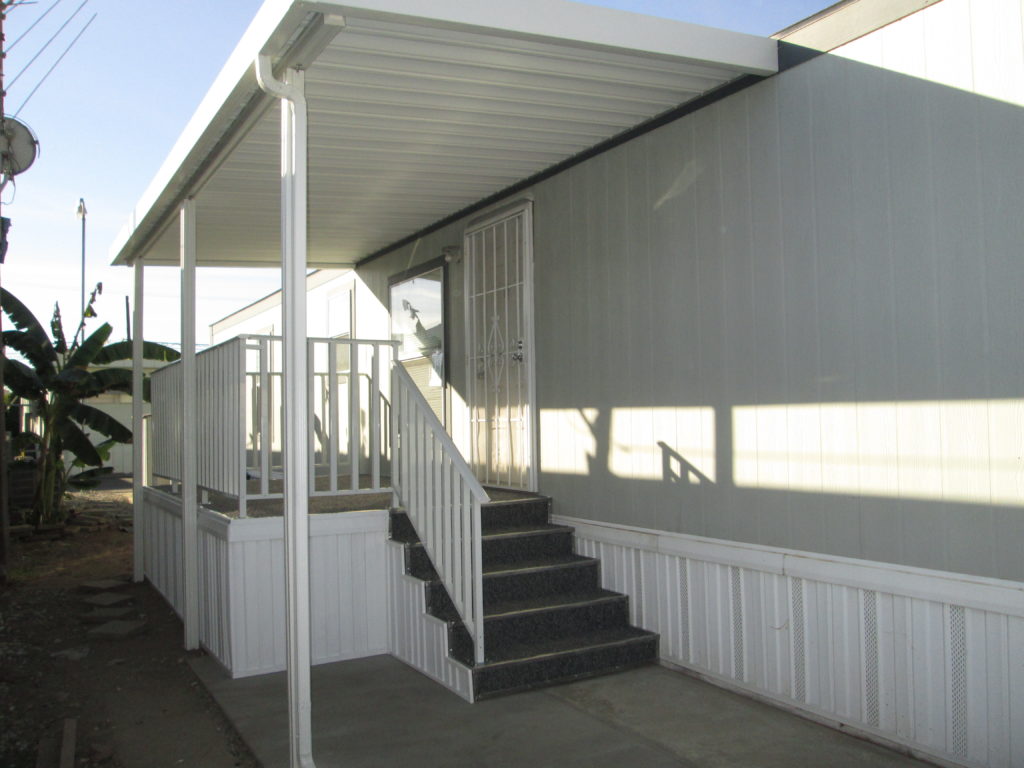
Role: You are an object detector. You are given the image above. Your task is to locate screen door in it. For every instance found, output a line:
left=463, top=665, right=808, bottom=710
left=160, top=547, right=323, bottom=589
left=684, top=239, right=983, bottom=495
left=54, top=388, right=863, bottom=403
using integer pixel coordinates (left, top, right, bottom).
left=464, top=203, right=535, bottom=490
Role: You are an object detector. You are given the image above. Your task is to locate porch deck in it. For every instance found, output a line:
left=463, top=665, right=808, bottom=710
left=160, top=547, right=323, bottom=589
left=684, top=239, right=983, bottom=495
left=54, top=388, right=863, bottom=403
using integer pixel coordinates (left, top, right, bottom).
left=192, top=654, right=932, bottom=768
left=148, top=483, right=535, bottom=518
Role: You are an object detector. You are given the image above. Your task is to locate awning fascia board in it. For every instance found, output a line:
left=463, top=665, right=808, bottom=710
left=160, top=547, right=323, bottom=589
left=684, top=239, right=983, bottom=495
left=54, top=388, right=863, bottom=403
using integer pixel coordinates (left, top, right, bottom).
left=112, top=1, right=339, bottom=266
left=111, top=0, right=780, bottom=268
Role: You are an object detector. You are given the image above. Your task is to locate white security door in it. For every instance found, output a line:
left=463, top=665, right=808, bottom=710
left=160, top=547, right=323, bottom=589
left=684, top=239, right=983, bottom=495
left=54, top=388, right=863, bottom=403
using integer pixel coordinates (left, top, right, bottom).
left=465, top=203, right=535, bottom=490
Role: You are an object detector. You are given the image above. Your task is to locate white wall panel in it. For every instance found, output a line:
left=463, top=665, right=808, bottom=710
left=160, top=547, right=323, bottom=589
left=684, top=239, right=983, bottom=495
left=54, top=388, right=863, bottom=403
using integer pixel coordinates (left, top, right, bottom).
left=562, top=514, right=1024, bottom=768
left=519, top=0, right=1024, bottom=582
left=143, top=488, right=184, bottom=614
left=226, top=511, right=389, bottom=678
left=143, top=489, right=388, bottom=678
left=385, top=541, right=474, bottom=702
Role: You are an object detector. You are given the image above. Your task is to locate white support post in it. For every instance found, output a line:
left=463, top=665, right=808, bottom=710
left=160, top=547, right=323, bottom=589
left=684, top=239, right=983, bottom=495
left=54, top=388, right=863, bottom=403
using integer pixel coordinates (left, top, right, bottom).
left=180, top=198, right=200, bottom=651
left=132, top=260, right=145, bottom=582
left=256, top=54, right=316, bottom=768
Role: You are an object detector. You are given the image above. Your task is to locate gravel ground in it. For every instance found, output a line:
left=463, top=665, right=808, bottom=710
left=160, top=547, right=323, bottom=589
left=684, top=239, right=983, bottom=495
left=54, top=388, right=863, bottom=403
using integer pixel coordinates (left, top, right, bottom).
left=0, top=486, right=261, bottom=768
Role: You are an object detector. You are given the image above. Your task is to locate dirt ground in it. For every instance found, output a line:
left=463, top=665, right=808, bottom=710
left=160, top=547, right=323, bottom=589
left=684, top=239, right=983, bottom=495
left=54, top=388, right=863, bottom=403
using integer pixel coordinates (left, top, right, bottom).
left=0, top=487, right=260, bottom=768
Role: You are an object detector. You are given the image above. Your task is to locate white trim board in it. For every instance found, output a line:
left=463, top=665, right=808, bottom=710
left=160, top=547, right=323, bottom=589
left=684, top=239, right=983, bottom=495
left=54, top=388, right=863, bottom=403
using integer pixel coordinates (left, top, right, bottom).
left=554, top=514, right=1024, bottom=768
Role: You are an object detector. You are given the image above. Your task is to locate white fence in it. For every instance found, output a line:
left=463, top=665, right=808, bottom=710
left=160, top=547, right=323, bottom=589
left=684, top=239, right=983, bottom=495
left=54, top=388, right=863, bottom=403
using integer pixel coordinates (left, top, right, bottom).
left=559, top=514, right=1024, bottom=768
left=149, top=335, right=396, bottom=515
left=142, top=487, right=388, bottom=677
left=391, top=363, right=490, bottom=664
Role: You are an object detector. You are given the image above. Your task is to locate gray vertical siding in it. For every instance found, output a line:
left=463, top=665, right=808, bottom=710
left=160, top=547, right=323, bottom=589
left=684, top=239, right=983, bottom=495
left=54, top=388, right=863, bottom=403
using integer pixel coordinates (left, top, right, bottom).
left=530, top=49, right=1024, bottom=582
left=358, top=35, right=1024, bottom=581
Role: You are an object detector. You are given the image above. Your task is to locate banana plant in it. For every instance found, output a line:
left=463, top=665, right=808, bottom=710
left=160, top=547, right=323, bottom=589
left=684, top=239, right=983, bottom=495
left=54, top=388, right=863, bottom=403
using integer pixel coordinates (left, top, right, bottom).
left=1, top=284, right=179, bottom=526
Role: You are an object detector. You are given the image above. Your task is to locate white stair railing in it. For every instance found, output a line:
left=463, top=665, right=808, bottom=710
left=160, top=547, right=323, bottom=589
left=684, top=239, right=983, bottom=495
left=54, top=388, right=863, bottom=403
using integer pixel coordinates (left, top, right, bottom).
left=391, top=363, right=490, bottom=664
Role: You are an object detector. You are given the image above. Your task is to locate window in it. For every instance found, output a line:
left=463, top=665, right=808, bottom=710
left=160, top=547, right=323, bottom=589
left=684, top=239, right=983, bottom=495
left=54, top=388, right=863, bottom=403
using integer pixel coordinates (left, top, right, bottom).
left=389, top=259, right=446, bottom=423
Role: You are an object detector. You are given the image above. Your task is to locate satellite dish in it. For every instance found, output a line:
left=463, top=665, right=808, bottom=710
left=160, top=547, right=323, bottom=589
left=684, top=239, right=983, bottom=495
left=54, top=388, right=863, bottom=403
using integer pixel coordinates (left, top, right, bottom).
left=0, top=117, right=40, bottom=177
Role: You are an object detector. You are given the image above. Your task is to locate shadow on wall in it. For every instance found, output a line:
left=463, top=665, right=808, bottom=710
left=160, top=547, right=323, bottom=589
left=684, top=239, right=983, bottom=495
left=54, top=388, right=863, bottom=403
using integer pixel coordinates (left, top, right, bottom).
left=524, top=52, right=1024, bottom=583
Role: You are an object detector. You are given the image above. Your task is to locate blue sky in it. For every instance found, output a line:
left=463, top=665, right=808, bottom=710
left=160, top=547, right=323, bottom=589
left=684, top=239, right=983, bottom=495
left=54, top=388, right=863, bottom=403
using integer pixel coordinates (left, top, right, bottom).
left=1, top=0, right=829, bottom=345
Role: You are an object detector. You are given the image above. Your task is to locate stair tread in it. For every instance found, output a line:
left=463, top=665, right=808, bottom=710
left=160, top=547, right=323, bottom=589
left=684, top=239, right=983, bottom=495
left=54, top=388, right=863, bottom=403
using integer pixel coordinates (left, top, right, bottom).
left=477, top=625, right=656, bottom=667
left=486, top=589, right=625, bottom=619
left=483, top=553, right=594, bottom=576
left=482, top=523, right=571, bottom=539
left=398, top=522, right=571, bottom=546
left=435, top=589, right=625, bottom=623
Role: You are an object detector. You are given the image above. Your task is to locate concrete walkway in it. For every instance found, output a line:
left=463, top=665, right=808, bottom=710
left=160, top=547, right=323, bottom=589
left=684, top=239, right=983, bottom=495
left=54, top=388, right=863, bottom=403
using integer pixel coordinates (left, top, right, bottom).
left=192, top=655, right=937, bottom=768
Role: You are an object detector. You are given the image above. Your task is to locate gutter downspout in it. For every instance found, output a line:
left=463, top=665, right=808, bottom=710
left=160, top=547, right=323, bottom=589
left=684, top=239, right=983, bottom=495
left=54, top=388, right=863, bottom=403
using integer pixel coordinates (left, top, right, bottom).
left=254, top=54, right=316, bottom=768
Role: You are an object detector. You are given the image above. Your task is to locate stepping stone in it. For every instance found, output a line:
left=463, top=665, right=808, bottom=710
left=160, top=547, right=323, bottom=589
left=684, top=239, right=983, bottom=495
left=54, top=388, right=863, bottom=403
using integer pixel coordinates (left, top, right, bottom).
left=80, top=606, right=135, bottom=624
left=83, top=592, right=133, bottom=607
left=79, top=579, right=127, bottom=593
left=51, top=646, right=90, bottom=661
left=88, top=620, right=147, bottom=640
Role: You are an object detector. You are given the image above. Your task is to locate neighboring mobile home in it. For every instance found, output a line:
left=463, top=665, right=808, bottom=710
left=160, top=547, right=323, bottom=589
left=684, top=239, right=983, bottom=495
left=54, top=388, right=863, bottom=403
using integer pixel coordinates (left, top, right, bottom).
left=113, top=1, right=1024, bottom=766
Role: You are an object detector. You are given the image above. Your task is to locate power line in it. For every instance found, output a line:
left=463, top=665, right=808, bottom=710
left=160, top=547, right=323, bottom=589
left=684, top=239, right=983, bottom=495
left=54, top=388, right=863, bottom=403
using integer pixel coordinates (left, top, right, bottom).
left=7, top=0, right=87, bottom=89
left=7, top=0, right=63, bottom=52
left=14, top=10, right=93, bottom=117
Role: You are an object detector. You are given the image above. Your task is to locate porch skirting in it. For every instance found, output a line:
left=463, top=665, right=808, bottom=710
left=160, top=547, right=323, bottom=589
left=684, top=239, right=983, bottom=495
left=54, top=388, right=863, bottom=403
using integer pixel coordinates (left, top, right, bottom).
left=554, top=514, right=1024, bottom=768
left=142, top=488, right=388, bottom=678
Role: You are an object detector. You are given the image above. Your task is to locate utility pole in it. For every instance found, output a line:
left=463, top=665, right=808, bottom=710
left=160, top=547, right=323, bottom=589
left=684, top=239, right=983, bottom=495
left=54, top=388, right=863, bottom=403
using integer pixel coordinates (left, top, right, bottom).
left=77, top=197, right=86, bottom=342
left=1, top=0, right=10, bottom=586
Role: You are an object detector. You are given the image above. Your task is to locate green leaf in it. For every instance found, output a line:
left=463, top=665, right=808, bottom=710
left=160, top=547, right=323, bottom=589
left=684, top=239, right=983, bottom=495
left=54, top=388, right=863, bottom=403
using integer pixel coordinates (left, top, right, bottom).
left=50, top=304, right=67, bottom=355
left=94, top=340, right=180, bottom=364
left=0, top=288, right=56, bottom=377
left=76, top=367, right=132, bottom=398
left=52, top=366, right=92, bottom=392
left=70, top=438, right=116, bottom=467
left=69, top=403, right=132, bottom=443
left=2, top=330, right=55, bottom=381
left=66, top=323, right=113, bottom=368
left=2, top=357, right=45, bottom=399
left=58, top=419, right=102, bottom=466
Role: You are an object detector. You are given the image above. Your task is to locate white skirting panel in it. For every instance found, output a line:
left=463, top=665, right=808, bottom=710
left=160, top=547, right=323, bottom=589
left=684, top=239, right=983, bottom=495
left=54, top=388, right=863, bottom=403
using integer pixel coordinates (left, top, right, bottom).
left=555, top=515, right=1024, bottom=768
left=143, top=487, right=184, bottom=614
left=141, top=488, right=389, bottom=678
left=227, top=510, right=390, bottom=678
left=386, top=541, right=474, bottom=702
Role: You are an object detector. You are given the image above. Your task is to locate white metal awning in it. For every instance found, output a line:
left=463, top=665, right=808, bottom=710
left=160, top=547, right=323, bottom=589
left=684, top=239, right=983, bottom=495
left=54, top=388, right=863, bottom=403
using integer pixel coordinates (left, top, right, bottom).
left=111, top=0, right=778, bottom=268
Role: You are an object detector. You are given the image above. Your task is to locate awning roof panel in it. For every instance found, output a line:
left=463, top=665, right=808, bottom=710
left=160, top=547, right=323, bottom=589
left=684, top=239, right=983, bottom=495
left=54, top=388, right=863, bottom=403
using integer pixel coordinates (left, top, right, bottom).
left=113, top=0, right=778, bottom=268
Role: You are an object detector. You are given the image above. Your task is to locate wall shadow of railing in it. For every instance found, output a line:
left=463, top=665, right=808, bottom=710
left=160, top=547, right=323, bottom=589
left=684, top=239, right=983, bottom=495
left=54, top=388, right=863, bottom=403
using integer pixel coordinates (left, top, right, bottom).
left=658, top=440, right=714, bottom=487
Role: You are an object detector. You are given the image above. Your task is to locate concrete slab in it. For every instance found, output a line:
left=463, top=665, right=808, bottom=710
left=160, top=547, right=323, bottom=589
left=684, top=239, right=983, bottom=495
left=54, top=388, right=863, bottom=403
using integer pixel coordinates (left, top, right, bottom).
left=88, top=620, right=147, bottom=640
left=79, top=579, right=129, bottom=593
left=192, top=656, right=935, bottom=768
left=83, top=592, right=133, bottom=607
left=80, top=607, right=136, bottom=624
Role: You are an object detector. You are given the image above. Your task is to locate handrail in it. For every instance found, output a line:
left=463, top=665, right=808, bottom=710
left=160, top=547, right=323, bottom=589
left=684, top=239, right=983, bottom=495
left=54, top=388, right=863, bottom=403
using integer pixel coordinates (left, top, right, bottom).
left=391, top=363, right=490, bottom=664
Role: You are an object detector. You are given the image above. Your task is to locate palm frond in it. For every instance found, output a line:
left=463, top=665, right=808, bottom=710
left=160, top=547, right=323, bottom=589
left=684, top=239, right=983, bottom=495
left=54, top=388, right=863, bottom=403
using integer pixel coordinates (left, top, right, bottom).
left=94, top=339, right=180, bottom=364
left=76, top=367, right=132, bottom=398
left=58, top=419, right=102, bottom=466
left=2, top=356, right=45, bottom=399
left=66, top=322, right=113, bottom=368
left=50, top=304, right=68, bottom=355
left=0, top=288, right=56, bottom=375
left=69, top=402, right=132, bottom=443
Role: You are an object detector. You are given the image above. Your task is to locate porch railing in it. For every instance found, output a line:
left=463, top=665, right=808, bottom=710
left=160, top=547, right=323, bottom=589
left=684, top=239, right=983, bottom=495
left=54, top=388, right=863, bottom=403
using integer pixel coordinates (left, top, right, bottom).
left=149, top=333, right=489, bottom=662
left=149, top=335, right=396, bottom=516
left=391, top=363, right=490, bottom=664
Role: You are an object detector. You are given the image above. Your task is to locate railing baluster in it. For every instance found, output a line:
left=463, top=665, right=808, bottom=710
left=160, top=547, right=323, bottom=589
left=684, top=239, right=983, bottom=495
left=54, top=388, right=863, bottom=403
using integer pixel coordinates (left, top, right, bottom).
left=349, top=343, right=360, bottom=492
left=328, top=341, right=338, bottom=493
left=259, top=338, right=270, bottom=497
left=370, top=343, right=380, bottom=489
left=389, top=363, right=490, bottom=665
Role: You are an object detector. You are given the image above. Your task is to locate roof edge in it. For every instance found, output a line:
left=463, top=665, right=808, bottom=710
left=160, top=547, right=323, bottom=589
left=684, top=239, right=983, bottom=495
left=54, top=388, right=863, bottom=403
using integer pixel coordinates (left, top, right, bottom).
left=774, top=0, right=944, bottom=51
